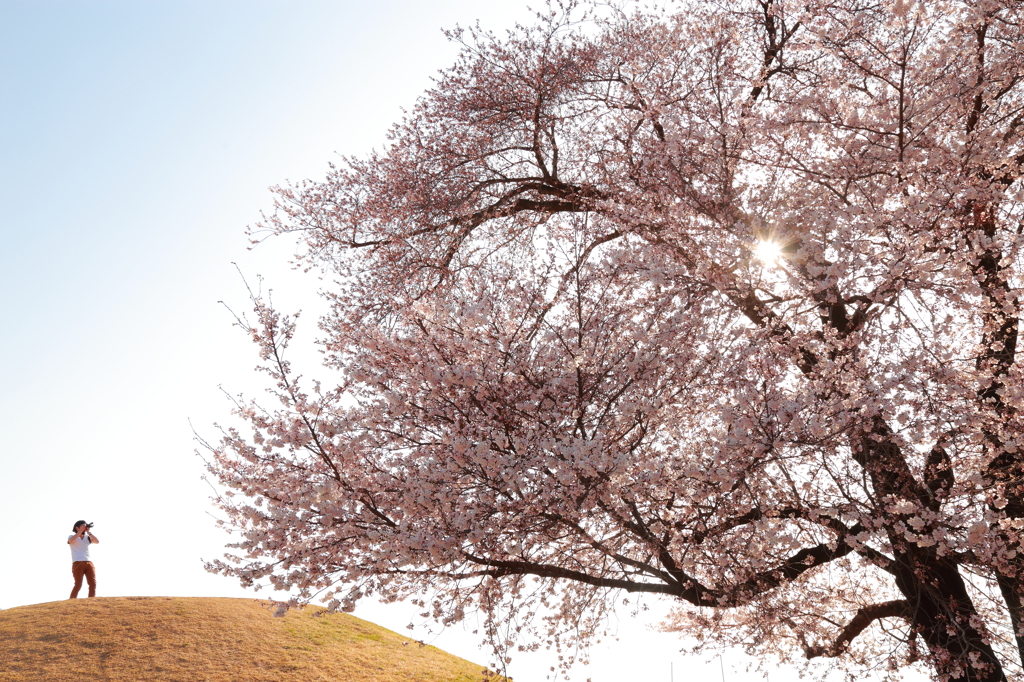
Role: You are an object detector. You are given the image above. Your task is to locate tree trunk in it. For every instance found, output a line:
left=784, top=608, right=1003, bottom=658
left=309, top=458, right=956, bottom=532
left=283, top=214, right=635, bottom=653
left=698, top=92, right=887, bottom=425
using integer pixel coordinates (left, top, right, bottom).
left=894, top=552, right=1006, bottom=682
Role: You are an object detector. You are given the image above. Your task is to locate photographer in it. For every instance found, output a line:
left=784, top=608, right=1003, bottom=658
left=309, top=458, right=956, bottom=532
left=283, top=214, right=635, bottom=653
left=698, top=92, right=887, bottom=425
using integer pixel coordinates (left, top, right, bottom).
left=67, top=520, right=100, bottom=598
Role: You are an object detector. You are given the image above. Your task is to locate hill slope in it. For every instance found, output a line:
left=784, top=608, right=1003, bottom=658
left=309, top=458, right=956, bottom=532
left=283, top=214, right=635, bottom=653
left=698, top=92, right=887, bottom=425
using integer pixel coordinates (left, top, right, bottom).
left=0, top=597, right=501, bottom=682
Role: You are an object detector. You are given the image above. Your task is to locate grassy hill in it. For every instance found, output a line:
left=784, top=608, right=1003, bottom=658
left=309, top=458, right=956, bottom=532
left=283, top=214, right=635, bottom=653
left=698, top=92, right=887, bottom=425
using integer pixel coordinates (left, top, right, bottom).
left=0, top=597, right=505, bottom=682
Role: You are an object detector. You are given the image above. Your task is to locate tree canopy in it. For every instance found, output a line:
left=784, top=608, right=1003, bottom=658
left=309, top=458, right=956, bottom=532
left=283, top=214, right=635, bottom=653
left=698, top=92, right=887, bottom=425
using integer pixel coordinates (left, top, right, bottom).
left=205, top=1, right=1024, bottom=679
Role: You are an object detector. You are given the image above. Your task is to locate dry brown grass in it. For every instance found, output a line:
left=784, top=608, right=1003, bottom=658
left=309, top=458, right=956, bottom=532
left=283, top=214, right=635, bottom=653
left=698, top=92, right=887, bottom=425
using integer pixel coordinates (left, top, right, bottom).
left=0, top=597, right=505, bottom=682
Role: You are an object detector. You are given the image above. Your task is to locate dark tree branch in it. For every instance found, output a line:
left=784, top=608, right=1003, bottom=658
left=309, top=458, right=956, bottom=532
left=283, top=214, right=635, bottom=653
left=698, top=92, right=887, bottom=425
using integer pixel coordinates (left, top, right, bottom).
left=803, top=600, right=911, bottom=659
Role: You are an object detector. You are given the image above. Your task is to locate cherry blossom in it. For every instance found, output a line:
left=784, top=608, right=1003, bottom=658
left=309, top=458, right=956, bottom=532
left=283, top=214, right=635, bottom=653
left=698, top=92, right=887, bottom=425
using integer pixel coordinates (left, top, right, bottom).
left=205, top=2, right=1024, bottom=680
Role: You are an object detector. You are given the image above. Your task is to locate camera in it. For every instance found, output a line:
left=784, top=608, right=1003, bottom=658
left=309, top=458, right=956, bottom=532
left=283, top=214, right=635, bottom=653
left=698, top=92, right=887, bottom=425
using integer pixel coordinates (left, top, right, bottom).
left=85, top=522, right=94, bottom=530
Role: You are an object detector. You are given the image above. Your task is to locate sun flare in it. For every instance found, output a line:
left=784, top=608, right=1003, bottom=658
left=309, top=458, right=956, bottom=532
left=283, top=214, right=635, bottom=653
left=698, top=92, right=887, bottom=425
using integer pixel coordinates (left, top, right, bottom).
left=752, top=240, right=783, bottom=265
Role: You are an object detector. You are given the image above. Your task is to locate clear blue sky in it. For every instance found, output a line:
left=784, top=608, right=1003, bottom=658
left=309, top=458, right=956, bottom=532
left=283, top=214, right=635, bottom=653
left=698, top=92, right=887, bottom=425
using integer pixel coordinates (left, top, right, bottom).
left=0, top=3, right=905, bottom=681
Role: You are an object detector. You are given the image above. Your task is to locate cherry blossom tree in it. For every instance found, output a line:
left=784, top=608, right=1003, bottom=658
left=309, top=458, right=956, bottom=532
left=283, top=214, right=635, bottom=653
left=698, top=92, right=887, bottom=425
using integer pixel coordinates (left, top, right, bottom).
left=205, top=1, right=1024, bottom=679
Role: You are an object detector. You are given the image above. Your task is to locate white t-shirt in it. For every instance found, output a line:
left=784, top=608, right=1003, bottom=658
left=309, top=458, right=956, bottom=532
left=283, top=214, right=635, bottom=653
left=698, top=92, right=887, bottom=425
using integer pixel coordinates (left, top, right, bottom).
left=68, top=534, right=93, bottom=562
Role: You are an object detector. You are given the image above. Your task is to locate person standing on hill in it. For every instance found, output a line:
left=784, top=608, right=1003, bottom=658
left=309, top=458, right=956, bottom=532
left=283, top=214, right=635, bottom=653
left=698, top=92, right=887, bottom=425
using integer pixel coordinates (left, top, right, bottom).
left=68, top=520, right=99, bottom=598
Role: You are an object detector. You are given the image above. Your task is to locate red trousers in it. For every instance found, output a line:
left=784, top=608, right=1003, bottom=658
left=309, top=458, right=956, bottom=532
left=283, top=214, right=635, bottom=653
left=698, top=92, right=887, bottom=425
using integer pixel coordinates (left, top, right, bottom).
left=70, top=561, right=96, bottom=598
